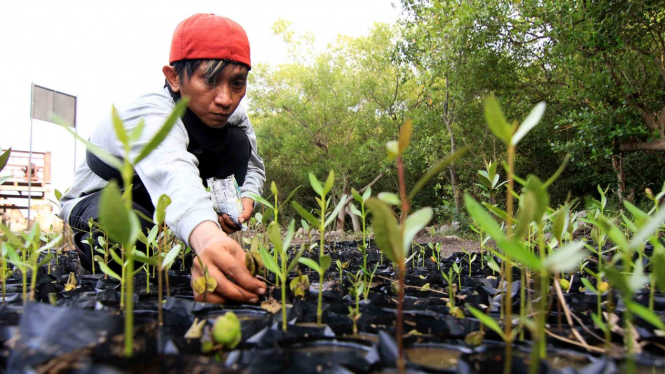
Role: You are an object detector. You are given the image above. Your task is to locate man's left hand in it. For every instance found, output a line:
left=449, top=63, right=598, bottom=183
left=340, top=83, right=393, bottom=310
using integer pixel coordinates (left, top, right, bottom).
left=218, top=198, right=254, bottom=234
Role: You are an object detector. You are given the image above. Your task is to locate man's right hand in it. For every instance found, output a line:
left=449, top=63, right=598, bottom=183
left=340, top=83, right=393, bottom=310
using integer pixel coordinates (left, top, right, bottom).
left=190, top=222, right=266, bottom=304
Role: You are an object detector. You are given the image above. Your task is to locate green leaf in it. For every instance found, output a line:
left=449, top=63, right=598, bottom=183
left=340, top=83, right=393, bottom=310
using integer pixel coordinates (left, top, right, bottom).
left=499, top=238, right=544, bottom=272
left=464, top=194, right=505, bottom=242
left=109, top=247, right=123, bottom=265
left=270, top=181, right=278, bottom=197
left=580, top=277, right=598, bottom=294
left=147, top=226, right=158, bottom=247
left=408, top=147, right=468, bottom=201
left=133, top=97, right=189, bottom=165
left=467, top=305, right=506, bottom=341
left=352, top=188, right=363, bottom=203
left=624, top=201, right=648, bottom=224
left=362, top=187, right=371, bottom=202
left=597, top=216, right=629, bottom=252
left=513, top=190, right=536, bottom=239
left=0, top=176, right=10, bottom=185
left=377, top=192, right=401, bottom=206
left=0, top=223, right=23, bottom=248
left=350, top=203, right=362, bottom=217
left=629, top=206, right=665, bottom=250
left=324, top=194, right=348, bottom=228
left=246, top=192, right=274, bottom=210
left=37, top=252, right=52, bottom=267
left=309, top=173, right=323, bottom=196
left=260, top=247, right=281, bottom=277
left=287, top=244, right=307, bottom=273
left=98, top=261, right=122, bottom=281
left=298, top=257, right=321, bottom=273
left=129, top=118, right=145, bottom=142
left=37, top=234, right=62, bottom=253
left=0, top=148, right=11, bottom=172
left=292, top=201, right=319, bottom=228
left=386, top=140, right=399, bottom=161
left=365, top=198, right=401, bottom=263
left=543, top=154, right=571, bottom=188
left=111, top=106, right=129, bottom=146
left=323, top=170, right=335, bottom=195
left=543, top=241, right=587, bottom=274
left=398, top=119, right=412, bottom=155
left=155, top=194, right=171, bottom=226
left=552, top=204, right=570, bottom=242
left=300, top=219, right=310, bottom=232
left=267, top=222, right=283, bottom=255
left=402, top=208, right=433, bottom=257
left=320, top=255, right=332, bottom=272
left=281, top=185, right=302, bottom=208
left=54, top=188, right=63, bottom=202
left=626, top=300, right=665, bottom=330
left=621, top=213, right=639, bottom=233
left=99, top=181, right=140, bottom=248
left=512, top=102, right=545, bottom=146
left=628, top=261, right=648, bottom=294
left=590, top=313, right=606, bottom=330
left=484, top=96, right=512, bottom=146
left=524, top=175, right=549, bottom=223
left=131, top=250, right=158, bottom=266
left=482, top=202, right=508, bottom=220
left=282, top=220, right=296, bottom=253
left=161, top=244, right=182, bottom=269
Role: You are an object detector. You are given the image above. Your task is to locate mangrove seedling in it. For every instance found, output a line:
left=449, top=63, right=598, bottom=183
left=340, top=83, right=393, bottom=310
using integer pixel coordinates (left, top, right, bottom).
left=292, top=170, right=348, bottom=325
left=461, top=247, right=477, bottom=277
left=595, top=206, right=665, bottom=373
left=248, top=182, right=301, bottom=263
left=452, top=261, right=462, bottom=289
left=360, top=263, right=379, bottom=300
left=260, top=220, right=305, bottom=331
left=350, top=186, right=372, bottom=279
left=440, top=268, right=456, bottom=309
left=347, top=270, right=364, bottom=335
left=366, top=119, right=468, bottom=372
left=335, top=259, right=348, bottom=285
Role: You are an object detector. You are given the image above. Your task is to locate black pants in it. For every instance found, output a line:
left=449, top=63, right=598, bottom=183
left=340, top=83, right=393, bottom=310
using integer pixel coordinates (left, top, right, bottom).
left=69, top=126, right=251, bottom=273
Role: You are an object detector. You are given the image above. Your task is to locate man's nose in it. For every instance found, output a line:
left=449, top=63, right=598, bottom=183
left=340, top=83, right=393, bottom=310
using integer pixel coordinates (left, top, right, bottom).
left=213, top=84, right=233, bottom=107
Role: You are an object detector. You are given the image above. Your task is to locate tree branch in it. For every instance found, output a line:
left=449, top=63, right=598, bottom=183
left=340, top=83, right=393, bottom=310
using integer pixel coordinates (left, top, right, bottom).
left=619, top=140, right=665, bottom=152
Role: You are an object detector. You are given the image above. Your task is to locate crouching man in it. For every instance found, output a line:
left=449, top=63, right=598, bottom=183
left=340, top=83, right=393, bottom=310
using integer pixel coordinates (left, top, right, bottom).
left=59, top=13, right=266, bottom=304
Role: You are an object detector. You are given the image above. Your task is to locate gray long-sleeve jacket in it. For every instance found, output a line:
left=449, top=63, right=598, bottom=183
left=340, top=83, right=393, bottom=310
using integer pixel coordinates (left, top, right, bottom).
left=60, top=87, right=265, bottom=247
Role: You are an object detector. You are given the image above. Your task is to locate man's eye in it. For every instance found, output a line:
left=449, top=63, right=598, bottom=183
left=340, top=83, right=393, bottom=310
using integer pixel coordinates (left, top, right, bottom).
left=233, top=80, right=246, bottom=88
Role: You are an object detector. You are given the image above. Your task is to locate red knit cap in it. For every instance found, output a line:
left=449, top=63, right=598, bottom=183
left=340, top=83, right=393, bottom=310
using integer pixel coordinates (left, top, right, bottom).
left=169, top=13, right=251, bottom=68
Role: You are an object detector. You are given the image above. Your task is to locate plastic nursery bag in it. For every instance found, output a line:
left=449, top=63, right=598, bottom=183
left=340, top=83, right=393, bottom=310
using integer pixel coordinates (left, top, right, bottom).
left=207, top=175, right=246, bottom=231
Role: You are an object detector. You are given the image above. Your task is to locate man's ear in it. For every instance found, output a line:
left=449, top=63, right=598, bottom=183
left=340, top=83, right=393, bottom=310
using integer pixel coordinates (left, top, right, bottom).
left=162, top=65, right=181, bottom=92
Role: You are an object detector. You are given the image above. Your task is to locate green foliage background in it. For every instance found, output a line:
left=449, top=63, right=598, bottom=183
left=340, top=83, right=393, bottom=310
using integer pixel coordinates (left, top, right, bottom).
left=248, top=1, right=665, bottom=227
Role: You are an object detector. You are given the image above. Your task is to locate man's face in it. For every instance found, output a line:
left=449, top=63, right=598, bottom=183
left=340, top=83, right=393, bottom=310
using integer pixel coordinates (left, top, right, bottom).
left=178, top=62, right=248, bottom=128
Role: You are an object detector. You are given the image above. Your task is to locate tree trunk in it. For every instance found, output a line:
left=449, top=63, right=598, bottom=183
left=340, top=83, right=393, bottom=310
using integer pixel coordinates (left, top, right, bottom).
left=443, top=76, right=461, bottom=215
left=619, top=139, right=665, bottom=152
left=348, top=205, right=361, bottom=232
left=336, top=173, right=351, bottom=232
left=611, top=153, right=626, bottom=205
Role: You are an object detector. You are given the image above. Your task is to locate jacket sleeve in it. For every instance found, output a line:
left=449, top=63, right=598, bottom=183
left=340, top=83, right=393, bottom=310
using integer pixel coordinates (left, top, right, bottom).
left=228, top=105, right=266, bottom=198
